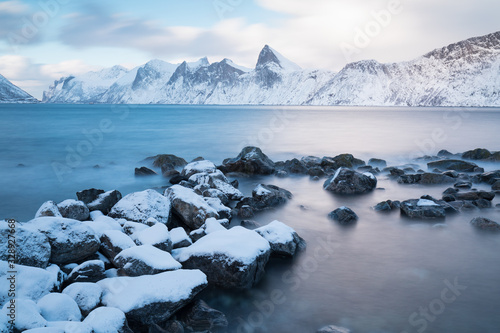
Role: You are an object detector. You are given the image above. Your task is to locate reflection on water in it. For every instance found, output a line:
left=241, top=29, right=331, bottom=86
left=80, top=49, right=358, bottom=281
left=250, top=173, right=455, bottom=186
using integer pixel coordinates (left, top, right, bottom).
left=1, top=104, right=500, bottom=332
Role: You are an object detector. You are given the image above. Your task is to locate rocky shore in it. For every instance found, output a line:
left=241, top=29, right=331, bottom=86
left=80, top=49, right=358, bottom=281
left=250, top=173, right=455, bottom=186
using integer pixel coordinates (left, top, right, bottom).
left=1, top=146, right=499, bottom=333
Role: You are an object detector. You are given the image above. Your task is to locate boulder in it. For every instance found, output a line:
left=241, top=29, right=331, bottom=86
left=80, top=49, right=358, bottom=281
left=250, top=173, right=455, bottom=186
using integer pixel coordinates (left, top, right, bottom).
left=66, top=260, right=106, bottom=284
left=251, top=184, right=293, bottom=210
left=419, top=173, right=456, bottom=184
left=374, top=200, right=400, bottom=211
left=190, top=170, right=244, bottom=200
left=135, top=167, right=158, bottom=176
left=427, top=159, right=478, bottom=172
left=474, top=170, right=500, bottom=184
left=148, top=154, right=188, bottom=171
left=281, top=158, right=308, bottom=174
left=321, top=154, right=365, bottom=171
left=238, top=205, right=255, bottom=218
left=98, top=270, right=208, bottom=325
left=114, top=245, right=182, bottom=276
left=204, top=197, right=232, bottom=220
left=1, top=299, right=47, bottom=331
left=328, top=207, right=358, bottom=225
left=240, top=220, right=261, bottom=229
left=181, top=160, right=218, bottom=179
left=83, top=215, right=123, bottom=238
left=149, top=321, right=185, bottom=333
left=301, top=156, right=321, bottom=168
left=307, top=167, right=326, bottom=178
left=37, top=293, right=82, bottom=322
left=164, top=185, right=219, bottom=230
left=77, top=188, right=105, bottom=204
left=368, top=158, right=387, bottom=168
left=83, top=307, right=133, bottom=333
left=57, top=199, right=90, bottom=221
left=222, top=146, right=275, bottom=175
left=202, top=188, right=229, bottom=205
left=109, top=189, right=172, bottom=225
left=454, top=181, right=472, bottom=189
left=437, top=149, right=454, bottom=157
left=470, top=217, right=500, bottom=231
left=100, top=230, right=136, bottom=263
left=170, top=227, right=193, bottom=249
left=400, top=199, right=446, bottom=219
left=35, top=200, right=62, bottom=218
left=255, top=221, right=306, bottom=257
left=173, top=226, right=271, bottom=289
left=0, top=225, right=51, bottom=268
left=24, top=217, right=100, bottom=265
left=62, top=282, right=103, bottom=315
left=323, top=168, right=377, bottom=194
left=134, top=223, right=172, bottom=252
left=462, top=148, right=491, bottom=160
left=178, top=300, right=228, bottom=332
left=86, top=190, right=122, bottom=214
left=492, top=180, right=500, bottom=191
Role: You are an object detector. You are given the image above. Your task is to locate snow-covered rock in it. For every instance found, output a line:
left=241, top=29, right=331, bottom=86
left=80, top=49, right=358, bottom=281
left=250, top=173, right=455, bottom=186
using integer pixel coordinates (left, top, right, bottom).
left=87, top=190, right=123, bottom=214
left=323, top=167, right=377, bottom=194
left=251, top=184, right=293, bottom=209
left=204, top=197, right=232, bottom=220
left=164, top=185, right=219, bottom=230
left=170, top=227, right=192, bottom=249
left=189, top=170, right=243, bottom=200
left=35, top=201, right=62, bottom=218
left=57, top=199, right=90, bottom=221
left=133, top=223, right=172, bottom=252
left=99, top=230, right=136, bottom=263
left=37, top=293, right=82, bottom=322
left=0, top=298, right=46, bottom=331
left=23, top=217, right=100, bottom=265
left=181, top=160, right=218, bottom=178
left=45, top=321, right=93, bottom=333
left=98, top=269, right=207, bottom=325
left=83, top=307, right=132, bottom=333
left=400, top=199, right=446, bottom=219
left=173, top=226, right=271, bottom=288
left=122, top=221, right=149, bottom=236
left=109, top=189, right=172, bottom=225
left=114, top=245, right=181, bottom=276
left=255, top=221, right=306, bottom=257
left=82, top=215, right=123, bottom=237
left=0, top=224, right=51, bottom=268
left=62, top=282, right=103, bottom=315
left=223, top=146, right=276, bottom=175
left=0, top=73, right=38, bottom=103
left=66, top=260, right=106, bottom=284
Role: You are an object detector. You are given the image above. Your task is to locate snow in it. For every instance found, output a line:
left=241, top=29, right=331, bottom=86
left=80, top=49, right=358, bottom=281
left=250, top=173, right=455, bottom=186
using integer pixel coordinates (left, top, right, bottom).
left=164, top=185, right=219, bottom=216
left=62, top=282, right=103, bottom=314
left=204, top=218, right=227, bottom=234
left=83, top=216, right=123, bottom=237
left=224, top=59, right=252, bottom=72
left=267, top=46, right=302, bottom=72
left=37, top=293, right=82, bottom=322
left=89, top=210, right=104, bottom=220
left=105, top=269, right=119, bottom=278
left=134, top=223, right=170, bottom=246
left=123, top=221, right=150, bottom=235
left=170, top=227, right=192, bottom=246
left=181, top=160, right=217, bottom=177
left=46, top=321, right=93, bottom=332
left=254, top=184, right=272, bottom=196
left=332, top=168, right=343, bottom=181
left=68, top=260, right=105, bottom=280
left=23, top=328, right=64, bottom=333
left=187, top=57, right=210, bottom=70
left=35, top=201, right=62, bottom=218
left=83, top=307, right=128, bottom=333
left=173, top=226, right=271, bottom=265
left=108, top=189, right=171, bottom=224
left=417, top=199, right=440, bottom=207
left=1, top=298, right=47, bottom=331
left=363, top=172, right=376, bottom=180
left=114, top=245, right=181, bottom=271
left=255, top=220, right=295, bottom=244
left=97, top=270, right=207, bottom=313
left=101, top=230, right=136, bottom=250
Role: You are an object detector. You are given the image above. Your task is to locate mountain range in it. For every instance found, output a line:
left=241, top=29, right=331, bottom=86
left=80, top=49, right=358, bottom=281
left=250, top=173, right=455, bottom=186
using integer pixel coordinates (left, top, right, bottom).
left=1, top=31, right=499, bottom=106
left=0, top=74, right=38, bottom=103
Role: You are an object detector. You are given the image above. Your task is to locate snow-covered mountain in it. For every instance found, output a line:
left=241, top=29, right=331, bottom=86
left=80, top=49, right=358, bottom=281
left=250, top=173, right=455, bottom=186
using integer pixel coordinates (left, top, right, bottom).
left=0, top=74, right=38, bottom=103
left=43, top=31, right=500, bottom=106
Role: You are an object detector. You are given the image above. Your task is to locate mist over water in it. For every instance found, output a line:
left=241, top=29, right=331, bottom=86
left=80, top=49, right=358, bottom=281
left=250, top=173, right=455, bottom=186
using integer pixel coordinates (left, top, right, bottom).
left=1, top=104, right=500, bottom=332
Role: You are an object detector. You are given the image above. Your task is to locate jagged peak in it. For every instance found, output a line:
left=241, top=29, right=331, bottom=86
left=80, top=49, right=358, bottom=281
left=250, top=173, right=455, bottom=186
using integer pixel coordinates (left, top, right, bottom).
left=187, top=57, right=210, bottom=70
left=256, top=45, right=302, bottom=71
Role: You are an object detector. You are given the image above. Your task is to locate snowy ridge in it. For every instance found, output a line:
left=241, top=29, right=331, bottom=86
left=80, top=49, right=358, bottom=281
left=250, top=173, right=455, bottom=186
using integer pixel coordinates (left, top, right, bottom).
left=0, top=73, right=38, bottom=103
left=42, top=31, right=500, bottom=106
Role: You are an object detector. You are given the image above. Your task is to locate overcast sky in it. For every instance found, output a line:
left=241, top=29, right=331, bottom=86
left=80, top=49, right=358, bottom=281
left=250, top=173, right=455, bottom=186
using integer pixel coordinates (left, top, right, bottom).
left=0, top=0, right=499, bottom=99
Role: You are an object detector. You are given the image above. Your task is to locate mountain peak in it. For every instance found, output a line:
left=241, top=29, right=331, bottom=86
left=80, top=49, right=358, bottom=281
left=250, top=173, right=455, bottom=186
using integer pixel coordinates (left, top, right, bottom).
left=256, top=45, right=301, bottom=71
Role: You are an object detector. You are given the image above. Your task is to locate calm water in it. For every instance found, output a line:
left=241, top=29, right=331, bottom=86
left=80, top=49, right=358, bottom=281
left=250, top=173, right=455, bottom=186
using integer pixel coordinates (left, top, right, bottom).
left=1, top=104, right=500, bottom=332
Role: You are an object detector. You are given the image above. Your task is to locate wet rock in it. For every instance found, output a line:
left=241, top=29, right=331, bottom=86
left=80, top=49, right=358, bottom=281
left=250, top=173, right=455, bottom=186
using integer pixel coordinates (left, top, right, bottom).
left=397, top=174, right=421, bottom=184
left=454, top=191, right=495, bottom=201
left=66, top=260, right=106, bottom=284
left=178, top=299, right=228, bottom=332
left=442, top=170, right=460, bottom=178
left=301, top=156, right=322, bottom=168
left=109, top=189, right=172, bottom=225
left=35, top=200, right=62, bottom=218
left=420, top=173, right=456, bottom=184
left=323, top=168, right=377, bottom=194
left=328, top=206, right=358, bottom=225
left=473, top=199, right=492, bottom=209
left=385, top=167, right=405, bottom=177
left=368, top=158, right=387, bottom=168
left=317, top=325, right=351, bottom=333
left=443, top=187, right=459, bottom=195
left=240, top=220, right=261, bottom=229
left=492, top=181, right=500, bottom=191
left=474, top=170, right=500, bottom=185
left=282, top=158, right=308, bottom=174
left=135, top=166, right=158, bottom=176
left=57, top=199, right=90, bottom=221
left=0, top=224, right=51, bottom=268
left=462, top=148, right=491, bottom=160
left=308, top=166, right=326, bottom=177
left=321, top=154, right=365, bottom=171
left=400, top=199, right=446, bottom=219
left=87, top=190, right=122, bottom=214
left=470, top=217, right=500, bottom=231
left=169, top=174, right=188, bottom=185
left=222, top=146, right=275, bottom=175
left=237, top=204, right=254, bottom=218
left=251, top=184, right=293, bottom=210
left=147, top=154, right=188, bottom=172
left=454, top=181, right=472, bottom=189
left=255, top=220, right=306, bottom=257
left=374, top=201, right=392, bottom=211
left=437, top=149, right=454, bottom=157
left=427, top=159, right=478, bottom=172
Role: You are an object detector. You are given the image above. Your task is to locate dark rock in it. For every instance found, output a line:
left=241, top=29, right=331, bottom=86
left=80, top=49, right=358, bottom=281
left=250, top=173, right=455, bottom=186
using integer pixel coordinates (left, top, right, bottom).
left=255, top=221, right=306, bottom=257
left=251, top=184, right=292, bottom=210
left=202, top=189, right=229, bottom=206
left=312, top=176, right=320, bottom=181
left=77, top=188, right=105, bottom=204
left=135, top=166, right=158, bottom=176
left=374, top=201, right=392, bottom=211
left=317, top=325, right=351, bottom=333
left=454, top=191, right=495, bottom=201
left=178, top=300, right=228, bottom=332
left=238, top=205, right=255, bottom=218
left=66, top=260, right=106, bottom=284
left=488, top=152, right=500, bottom=161
left=454, top=181, right=472, bottom=189
left=147, top=154, right=188, bottom=170
left=170, top=174, right=188, bottom=185
left=443, top=187, right=459, bottom=195
left=462, top=148, right=491, bottom=160
left=492, top=181, right=500, bottom=191
left=86, top=190, right=122, bottom=214
left=57, top=199, right=90, bottom=221
left=149, top=321, right=184, bottom=333
left=473, top=199, right=492, bottom=209
left=163, top=169, right=180, bottom=177
left=275, top=170, right=288, bottom=177
left=442, top=170, right=459, bottom=178
left=389, top=200, right=401, bottom=209
left=398, top=173, right=456, bottom=185
left=328, top=207, right=358, bottom=225
left=323, top=168, right=377, bottom=194
left=321, top=154, right=365, bottom=171
left=427, top=159, right=478, bottom=172
left=368, top=158, right=387, bottom=168
left=240, top=220, right=261, bottom=229
left=400, top=199, right=446, bottom=219
left=470, top=217, right=500, bottom=231
left=437, top=149, right=453, bottom=157
left=282, top=158, right=308, bottom=174
left=442, top=194, right=456, bottom=202
left=397, top=174, right=421, bottom=184
left=306, top=166, right=326, bottom=177
left=192, top=156, right=205, bottom=162
left=474, top=166, right=485, bottom=173
left=386, top=167, right=405, bottom=177
left=100, top=230, right=136, bottom=263
left=474, top=170, right=500, bottom=184
left=0, top=225, right=51, bottom=268
left=222, top=146, right=275, bottom=175
left=301, top=156, right=322, bottom=168
left=230, top=179, right=239, bottom=188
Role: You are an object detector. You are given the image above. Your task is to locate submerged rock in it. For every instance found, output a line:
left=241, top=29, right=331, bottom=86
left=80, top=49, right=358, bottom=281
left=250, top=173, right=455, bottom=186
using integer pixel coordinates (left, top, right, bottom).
left=427, top=159, right=478, bottom=172
left=135, top=166, right=158, bottom=176
left=178, top=299, right=228, bottom=332
left=328, top=207, right=358, bottom=225
left=222, top=146, right=275, bottom=175
left=255, top=220, right=306, bottom=257
left=462, top=148, right=491, bottom=160
left=470, top=217, right=500, bottom=231
left=400, top=199, right=446, bottom=219
left=323, top=168, right=377, bottom=194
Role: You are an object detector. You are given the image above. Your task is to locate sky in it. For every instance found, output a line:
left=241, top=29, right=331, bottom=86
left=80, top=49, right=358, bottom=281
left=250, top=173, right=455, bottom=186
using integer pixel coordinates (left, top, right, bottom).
left=0, top=0, right=499, bottom=99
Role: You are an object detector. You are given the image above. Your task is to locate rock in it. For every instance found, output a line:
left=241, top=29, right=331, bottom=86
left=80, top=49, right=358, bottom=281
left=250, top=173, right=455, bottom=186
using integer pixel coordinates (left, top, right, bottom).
left=170, top=227, right=193, bottom=249
left=173, top=226, right=271, bottom=289
left=385, top=167, right=405, bottom=177
left=203, top=188, right=229, bottom=205
left=492, top=180, right=500, bottom=191
left=240, top=220, right=261, bottom=229
left=317, top=325, right=351, bottom=333
left=114, top=245, right=181, bottom=276
left=181, top=160, right=218, bottom=178
left=62, top=282, right=102, bottom=315
left=98, top=270, right=208, bottom=326
left=301, top=156, right=321, bottom=168
left=473, top=199, right=492, bottom=209
left=135, top=166, right=158, bottom=176
left=134, top=223, right=173, bottom=252
left=368, top=158, right=387, bottom=168
left=164, top=185, right=219, bottom=230
left=87, top=190, right=122, bottom=214
left=321, top=154, right=365, bottom=171
left=204, top=197, right=232, bottom=220
left=255, top=220, right=306, bottom=257
left=100, top=230, right=136, bottom=263
left=84, top=307, right=133, bottom=333
left=454, top=181, right=472, bottom=189
left=400, top=199, right=446, bottom=219
left=0, top=224, right=51, bottom=268
left=437, top=149, right=454, bottom=157
left=189, top=228, right=206, bottom=243
left=374, top=201, right=392, bottom=211
left=147, top=154, right=188, bottom=171
left=149, top=321, right=184, bottom=333
left=57, top=199, right=90, bottom=221
left=169, top=174, right=188, bottom=185
left=189, top=169, right=243, bottom=200
left=77, top=188, right=105, bottom=204
left=35, top=200, right=62, bottom=218
left=474, top=170, right=500, bottom=184
left=178, top=300, right=228, bottom=332
left=109, top=189, right=172, bottom=225
left=282, top=158, right=308, bottom=174
left=307, top=167, right=326, bottom=177
left=397, top=174, right=421, bottom=184
left=222, top=146, right=275, bottom=175
left=420, top=173, right=456, bottom=184
left=443, top=170, right=460, bottom=178
left=66, top=260, right=106, bottom=284
left=323, top=168, right=377, bottom=194
left=25, top=217, right=100, bottom=265
left=1, top=299, right=47, bottom=331
left=454, top=191, right=495, bottom=201
left=443, top=187, right=458, bottom=195
left=238, top=205, right=254, bottom=218
left=427, top=159, right=478, bottom=172
left=328, top=207, right=358, bottom=225
left=462, top=148, right=491, bottom=160
left=37, top=293, right=82, bottom=322
left=357, top=165, right=379, bottom=174
left=230, top=179, right=239, bottom=188
left=251, top=184, right=293, bottom=210
left=275, top=170, right=288, bottom=177
left=470, top=217, right=500, bottom=231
